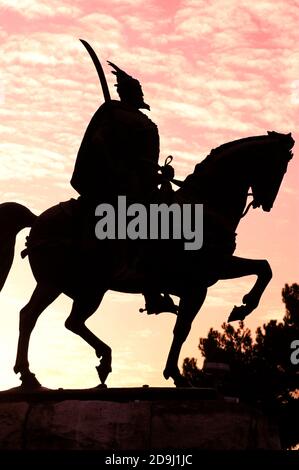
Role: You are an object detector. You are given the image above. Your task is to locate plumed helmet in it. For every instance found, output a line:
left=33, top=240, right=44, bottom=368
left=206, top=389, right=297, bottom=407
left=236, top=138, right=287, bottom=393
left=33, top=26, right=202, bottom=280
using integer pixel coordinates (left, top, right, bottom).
left=107, top=61, right=150, bottom=110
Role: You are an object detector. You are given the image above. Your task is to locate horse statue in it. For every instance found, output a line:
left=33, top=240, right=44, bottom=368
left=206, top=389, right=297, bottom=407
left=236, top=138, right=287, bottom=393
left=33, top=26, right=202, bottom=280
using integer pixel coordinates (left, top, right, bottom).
left=0, top=130, right=294, bottom=389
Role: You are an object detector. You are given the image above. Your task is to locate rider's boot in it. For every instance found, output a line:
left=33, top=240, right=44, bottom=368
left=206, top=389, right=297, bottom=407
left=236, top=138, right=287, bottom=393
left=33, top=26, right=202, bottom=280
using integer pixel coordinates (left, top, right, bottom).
left=140, top=291, right=178, bottom=315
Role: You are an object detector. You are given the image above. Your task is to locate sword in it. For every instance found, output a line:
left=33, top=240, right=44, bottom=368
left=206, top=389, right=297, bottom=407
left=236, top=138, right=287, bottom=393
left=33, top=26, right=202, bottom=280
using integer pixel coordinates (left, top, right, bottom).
left=79, top=39, right=111, bottom=103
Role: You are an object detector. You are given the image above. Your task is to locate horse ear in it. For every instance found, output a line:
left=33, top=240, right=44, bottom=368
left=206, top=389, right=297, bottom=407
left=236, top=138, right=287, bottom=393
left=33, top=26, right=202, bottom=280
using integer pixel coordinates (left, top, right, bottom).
left=267, top=131, right=274, bottom=135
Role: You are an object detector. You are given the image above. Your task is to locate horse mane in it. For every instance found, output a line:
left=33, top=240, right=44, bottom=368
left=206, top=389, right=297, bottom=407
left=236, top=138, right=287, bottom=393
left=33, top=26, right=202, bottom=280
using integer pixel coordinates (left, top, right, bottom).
left=209, top=131, right=293, bottom=157
left=209, top=134, right=267, bottom=156
left=192, top=131, right=293, bottom=175
left=189, top=135, right=260, bottom=179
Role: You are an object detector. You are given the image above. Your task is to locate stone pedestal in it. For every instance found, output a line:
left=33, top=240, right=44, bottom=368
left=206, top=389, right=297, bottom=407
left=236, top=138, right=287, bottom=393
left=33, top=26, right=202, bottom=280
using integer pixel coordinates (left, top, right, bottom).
left=0, top=387, right=280, bottom=450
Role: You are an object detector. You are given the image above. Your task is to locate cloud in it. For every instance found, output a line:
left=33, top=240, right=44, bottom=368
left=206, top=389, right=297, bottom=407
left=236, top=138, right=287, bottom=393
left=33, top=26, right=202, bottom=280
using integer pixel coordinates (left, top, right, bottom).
left=0, top=0, right=81, bottom=19
left=0, top=143, right=66, bottom=180
left=0, top=34, right=81, bottom=66
left=79, top=12, right=123, bottom=40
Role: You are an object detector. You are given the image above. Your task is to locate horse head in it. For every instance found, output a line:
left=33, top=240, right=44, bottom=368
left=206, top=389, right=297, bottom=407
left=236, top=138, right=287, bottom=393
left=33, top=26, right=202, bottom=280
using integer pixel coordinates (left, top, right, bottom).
left=178, top=132, right=294, bottom=215
left=250, top=131, right=294, bottom=212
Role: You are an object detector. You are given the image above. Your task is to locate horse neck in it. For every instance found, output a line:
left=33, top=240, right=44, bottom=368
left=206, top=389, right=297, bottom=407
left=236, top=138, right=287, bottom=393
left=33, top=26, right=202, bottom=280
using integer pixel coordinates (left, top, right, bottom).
left=178, top=153, right=251, bottom=232
left=209, top=178, right=250, bottom=232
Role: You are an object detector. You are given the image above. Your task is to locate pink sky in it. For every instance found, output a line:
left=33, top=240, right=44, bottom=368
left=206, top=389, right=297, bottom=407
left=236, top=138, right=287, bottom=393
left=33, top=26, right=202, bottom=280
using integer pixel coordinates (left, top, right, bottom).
left=0, top=0, right=298, bottom=390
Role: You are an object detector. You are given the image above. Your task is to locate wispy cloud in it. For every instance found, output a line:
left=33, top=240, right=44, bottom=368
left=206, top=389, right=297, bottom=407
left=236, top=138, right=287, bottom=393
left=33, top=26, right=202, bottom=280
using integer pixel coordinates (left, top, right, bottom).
left=0, top=0, right=81, bottom=19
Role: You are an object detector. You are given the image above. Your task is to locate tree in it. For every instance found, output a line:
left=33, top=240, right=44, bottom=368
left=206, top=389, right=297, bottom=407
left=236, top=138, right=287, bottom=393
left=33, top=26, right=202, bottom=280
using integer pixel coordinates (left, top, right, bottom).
left=182, top=283, right=299, bottom=449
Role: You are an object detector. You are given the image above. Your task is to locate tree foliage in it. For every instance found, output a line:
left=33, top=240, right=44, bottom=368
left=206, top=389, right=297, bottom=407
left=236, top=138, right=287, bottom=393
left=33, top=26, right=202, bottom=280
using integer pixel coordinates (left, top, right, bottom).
left=182, top=283, right=299, bottom=448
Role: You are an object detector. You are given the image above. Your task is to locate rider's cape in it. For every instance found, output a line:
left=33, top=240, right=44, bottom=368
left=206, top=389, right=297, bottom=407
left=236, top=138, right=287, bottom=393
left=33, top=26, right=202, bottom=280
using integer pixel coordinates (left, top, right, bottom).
left=71, top=100, right=160, bottom=202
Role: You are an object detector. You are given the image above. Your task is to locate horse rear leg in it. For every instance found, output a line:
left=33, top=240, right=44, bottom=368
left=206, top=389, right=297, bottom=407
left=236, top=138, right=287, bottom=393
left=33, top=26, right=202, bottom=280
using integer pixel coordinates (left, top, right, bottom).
left=64, top=291, right=111, bottom=386
left=14, top=283, right=60, bottom=389
left=163, top=287, right=207, bottom=387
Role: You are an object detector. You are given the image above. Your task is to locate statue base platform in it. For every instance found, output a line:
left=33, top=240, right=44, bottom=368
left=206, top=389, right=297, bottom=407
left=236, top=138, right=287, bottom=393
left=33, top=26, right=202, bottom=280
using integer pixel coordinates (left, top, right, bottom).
left=0, top=387, right=280, bottom=450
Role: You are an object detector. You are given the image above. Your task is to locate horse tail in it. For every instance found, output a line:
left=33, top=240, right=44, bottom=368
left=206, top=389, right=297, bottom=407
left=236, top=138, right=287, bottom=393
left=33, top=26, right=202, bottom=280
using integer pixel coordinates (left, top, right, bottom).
left=0, top=202, right=37, bottom=293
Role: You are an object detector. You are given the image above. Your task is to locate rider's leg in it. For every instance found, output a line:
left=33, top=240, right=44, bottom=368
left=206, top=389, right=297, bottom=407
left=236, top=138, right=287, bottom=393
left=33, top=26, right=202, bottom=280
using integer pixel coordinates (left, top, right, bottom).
left=140, top=239, right=178, bottom=315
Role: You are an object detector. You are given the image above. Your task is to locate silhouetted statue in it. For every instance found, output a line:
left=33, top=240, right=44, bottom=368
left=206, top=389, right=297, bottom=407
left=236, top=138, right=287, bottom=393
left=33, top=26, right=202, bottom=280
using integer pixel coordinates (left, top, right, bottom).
left=71, top=43, right=177, bottom=315
left=0, top=122, right=293, bottom=389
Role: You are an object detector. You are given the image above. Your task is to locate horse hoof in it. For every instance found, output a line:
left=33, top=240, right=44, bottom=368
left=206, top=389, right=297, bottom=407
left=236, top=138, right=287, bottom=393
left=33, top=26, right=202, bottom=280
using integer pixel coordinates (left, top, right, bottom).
left=163, top=367, right=192, bottom=387
left=227, top=305, right=248, bottom=322
left=96, top=383, right=107, bottom=389
left=95, top=359, right=112, bottom=385
left=20, top=372, right=42, bottom=390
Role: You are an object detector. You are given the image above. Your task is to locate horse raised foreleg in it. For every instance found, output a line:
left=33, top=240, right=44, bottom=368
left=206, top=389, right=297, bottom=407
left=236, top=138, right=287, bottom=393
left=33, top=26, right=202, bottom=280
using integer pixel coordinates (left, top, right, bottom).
left=14, top=283, right=60, bottom=389
left=163, top=287, right=207, bottom=387
left=64, top=291, right=111, bottom=386
left=218, top=256, right=272, bottom=321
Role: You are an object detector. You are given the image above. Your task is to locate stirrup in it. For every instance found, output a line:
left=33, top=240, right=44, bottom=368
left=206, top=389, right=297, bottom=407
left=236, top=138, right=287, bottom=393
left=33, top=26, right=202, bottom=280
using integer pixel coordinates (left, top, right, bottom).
left=139, top=294, right=178, bottom=315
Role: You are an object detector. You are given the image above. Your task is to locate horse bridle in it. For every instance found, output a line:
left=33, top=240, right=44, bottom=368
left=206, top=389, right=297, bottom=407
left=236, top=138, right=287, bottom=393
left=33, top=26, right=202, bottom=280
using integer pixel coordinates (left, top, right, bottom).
left=241, top=197, right=254, bottom=218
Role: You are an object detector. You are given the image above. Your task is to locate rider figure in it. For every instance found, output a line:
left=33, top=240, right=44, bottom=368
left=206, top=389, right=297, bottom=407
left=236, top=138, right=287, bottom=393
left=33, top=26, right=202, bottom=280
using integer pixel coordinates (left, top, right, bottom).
left=71, top=61, right=176, bottom=315
left=72, top=63, right=159, bottom=204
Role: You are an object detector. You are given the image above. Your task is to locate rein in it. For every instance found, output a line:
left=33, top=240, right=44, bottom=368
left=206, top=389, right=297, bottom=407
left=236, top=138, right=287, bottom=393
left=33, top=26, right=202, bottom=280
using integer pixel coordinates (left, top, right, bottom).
left=161, top=156, right=256, bottom=219
left=171, top=170, right=255, bottom=219
left=241, top=199, right=254, bottom=218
